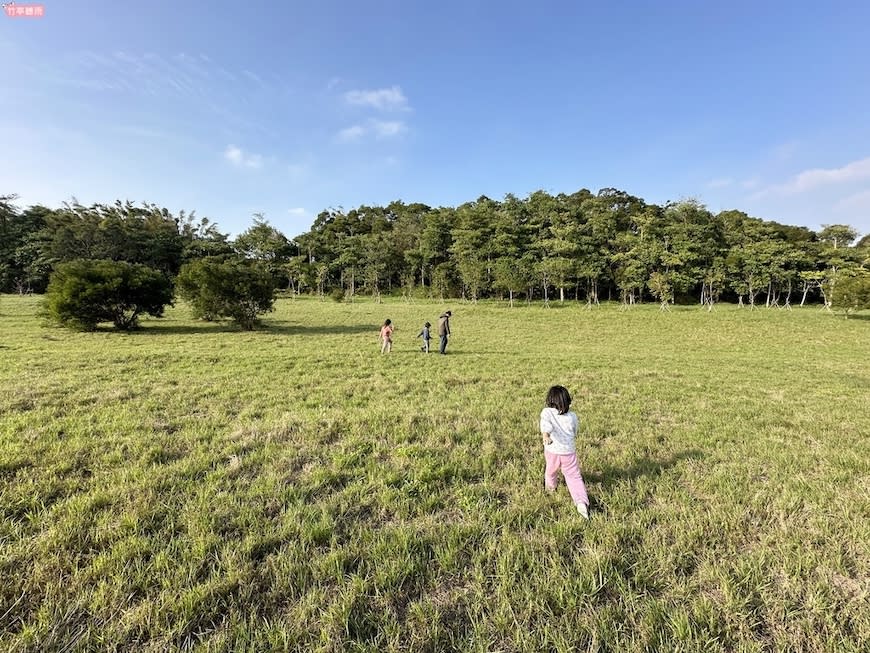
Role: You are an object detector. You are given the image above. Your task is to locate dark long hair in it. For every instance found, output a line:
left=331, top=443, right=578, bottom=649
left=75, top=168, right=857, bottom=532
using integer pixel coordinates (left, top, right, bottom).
left=383, top=319, right=392, bottom=327
left=546, top=385, right=572, bottom=415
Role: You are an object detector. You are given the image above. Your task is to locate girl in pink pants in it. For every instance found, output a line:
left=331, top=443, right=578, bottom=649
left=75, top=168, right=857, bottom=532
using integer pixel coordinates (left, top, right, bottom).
left=540, top=385, right=589, bottom=518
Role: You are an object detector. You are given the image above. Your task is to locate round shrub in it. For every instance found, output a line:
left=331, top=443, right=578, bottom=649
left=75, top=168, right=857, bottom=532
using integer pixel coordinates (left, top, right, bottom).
left=45, top=259, right=173, bottom=331
left=177, top=258, right=277, bottom=330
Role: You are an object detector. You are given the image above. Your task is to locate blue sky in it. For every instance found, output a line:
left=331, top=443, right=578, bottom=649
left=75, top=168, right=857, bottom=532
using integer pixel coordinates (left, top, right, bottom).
left=2, top=0, right=870, bottom=238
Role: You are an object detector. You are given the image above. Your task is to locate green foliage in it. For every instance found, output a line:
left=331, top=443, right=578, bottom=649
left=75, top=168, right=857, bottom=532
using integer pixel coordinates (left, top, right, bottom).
left=40, top=201, right=188, bottom=275
left=819, top=224, right=858, bottom=249
left=233, top=216, right=293, bottom=262
left=647, top=271, right=673, bottom=307
left=44, top=259, right=173, bottom=330
left=830, top=268, right=870, bottom=316
left=430, top=262, right=455, bottom=300
left=329, top=287, right=345, bottom=302
left=0, top=198, right=236, bottom=293
left=179, top=214, right=234, bottom=260
left=2, top=190, right=866, bottom=308
left=176, top=258, right=277, bottom=329
left=492, top=256, right=532, bottom=304
left=0, top=197, right=52, bottom=293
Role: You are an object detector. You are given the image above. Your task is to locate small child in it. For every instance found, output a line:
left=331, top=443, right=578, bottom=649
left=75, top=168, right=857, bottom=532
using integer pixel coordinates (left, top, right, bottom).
left=379, top=319, right=394, bottom=354
left=540, top=385, right=590, bottom=518
left=417, top=321, right=431, bottom=353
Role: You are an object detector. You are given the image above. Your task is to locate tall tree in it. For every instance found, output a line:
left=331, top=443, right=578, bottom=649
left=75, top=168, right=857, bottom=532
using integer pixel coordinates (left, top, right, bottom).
left=234, top=216, right=292, bottom=263
left=491, top=194, right=535, bottom=305
left=539, top=194, right=581, bottom=302
left=818, top=224, right=858, bottom=250
left=179, top=214, right=233, bottom=261
left=451, top=196, right=497, bottom=302
left=417, top=208, right=454, bottom=292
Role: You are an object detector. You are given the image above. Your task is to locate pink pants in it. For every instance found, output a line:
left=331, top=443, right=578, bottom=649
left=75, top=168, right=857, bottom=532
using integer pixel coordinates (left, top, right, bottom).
left=544, top=451, right=589, bottom=507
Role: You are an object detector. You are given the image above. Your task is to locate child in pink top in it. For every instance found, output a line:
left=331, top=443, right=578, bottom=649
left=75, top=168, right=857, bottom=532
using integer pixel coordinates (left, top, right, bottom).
left=540, top=385, right=590, bottom=518
left=379, top=319, right=394, bottom=354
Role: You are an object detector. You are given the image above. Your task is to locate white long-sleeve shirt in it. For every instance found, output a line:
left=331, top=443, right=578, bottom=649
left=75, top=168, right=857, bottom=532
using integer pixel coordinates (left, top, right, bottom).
left=540, top=407, right=579, bottom=455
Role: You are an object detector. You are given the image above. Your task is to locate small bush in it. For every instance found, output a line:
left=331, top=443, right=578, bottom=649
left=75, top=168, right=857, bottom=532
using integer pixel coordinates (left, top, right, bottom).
left=177, top=258, right=277, bottom=330
left=45, top=259, right=173, bottom=331
left=329, top=287, right=345, bottom=303
left=831, top=268, right=870, bottom=317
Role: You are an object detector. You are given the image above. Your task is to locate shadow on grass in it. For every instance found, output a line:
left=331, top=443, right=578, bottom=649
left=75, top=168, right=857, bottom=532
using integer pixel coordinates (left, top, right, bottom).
left=136, top=321, right=378, bottom=336
left=584, top=449, right=704, bottom=487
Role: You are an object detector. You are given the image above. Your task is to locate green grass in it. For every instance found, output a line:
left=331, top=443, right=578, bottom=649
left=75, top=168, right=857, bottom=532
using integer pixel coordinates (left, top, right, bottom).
left=1, top=294, right=868, bottom=652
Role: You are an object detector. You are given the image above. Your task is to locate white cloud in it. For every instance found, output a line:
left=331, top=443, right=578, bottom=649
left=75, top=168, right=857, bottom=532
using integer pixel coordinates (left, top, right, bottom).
left=287, top=207, right=307, bottom=216
left=336, top=125, right=366, bottom=143
left=336, top=120, right=407, bottom=143
left=786, top=157, right=870, bottom=193
left=344, top=86, right=409, bottom=111
left=751, top=156, right=870, bottom=199
left=371, top=120, right=407, bottom=138
left=223, top=144, right=263, bottom=169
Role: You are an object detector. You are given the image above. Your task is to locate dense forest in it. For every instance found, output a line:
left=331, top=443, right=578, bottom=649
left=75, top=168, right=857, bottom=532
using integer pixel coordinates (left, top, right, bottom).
left=2, top=189, right=868, bottom=307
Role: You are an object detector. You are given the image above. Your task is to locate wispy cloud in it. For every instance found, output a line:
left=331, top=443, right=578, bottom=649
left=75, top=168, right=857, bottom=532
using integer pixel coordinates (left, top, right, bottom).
left=754, top=156, right=870, bottom=197
left=242, top=69, right=265, bottom=87
left=344, top=86, right=409, bottom=111
left=215, top=66, right=238, bottom=82
left=784, top=157, right=870, bottom=193
left=287, top=207, right=308, bottom=217
left=335, top=119, right=407, bottom=143
left=224, top=145, right=263, bottom=169
left=834, top=188, right=870, bottom=212
left=174, top=52, right=211, bottom=80
left=109, top=124, right=173, bottom=140
left=371, top=120, right=407, bottom=138
left=48, top=50, right=277, bottom=117
left=336, top=125, right=366, bottom=143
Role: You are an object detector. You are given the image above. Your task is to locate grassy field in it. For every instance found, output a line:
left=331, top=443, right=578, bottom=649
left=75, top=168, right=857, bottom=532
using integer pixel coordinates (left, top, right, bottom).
left=0, top=294, right=868, bottom=652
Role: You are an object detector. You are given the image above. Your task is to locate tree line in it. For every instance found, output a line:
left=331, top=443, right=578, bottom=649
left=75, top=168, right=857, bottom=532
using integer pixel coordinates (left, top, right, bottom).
left=2, top=189, right=869, bottom=312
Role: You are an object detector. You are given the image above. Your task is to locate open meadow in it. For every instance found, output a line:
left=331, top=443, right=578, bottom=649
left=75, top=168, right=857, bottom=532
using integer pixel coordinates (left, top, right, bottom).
left=0, top=294, right=868, bottom=652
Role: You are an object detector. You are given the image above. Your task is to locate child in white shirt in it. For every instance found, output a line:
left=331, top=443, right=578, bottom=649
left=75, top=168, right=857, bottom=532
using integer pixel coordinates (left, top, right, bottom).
left=540, top=385, right=590, bottom=518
